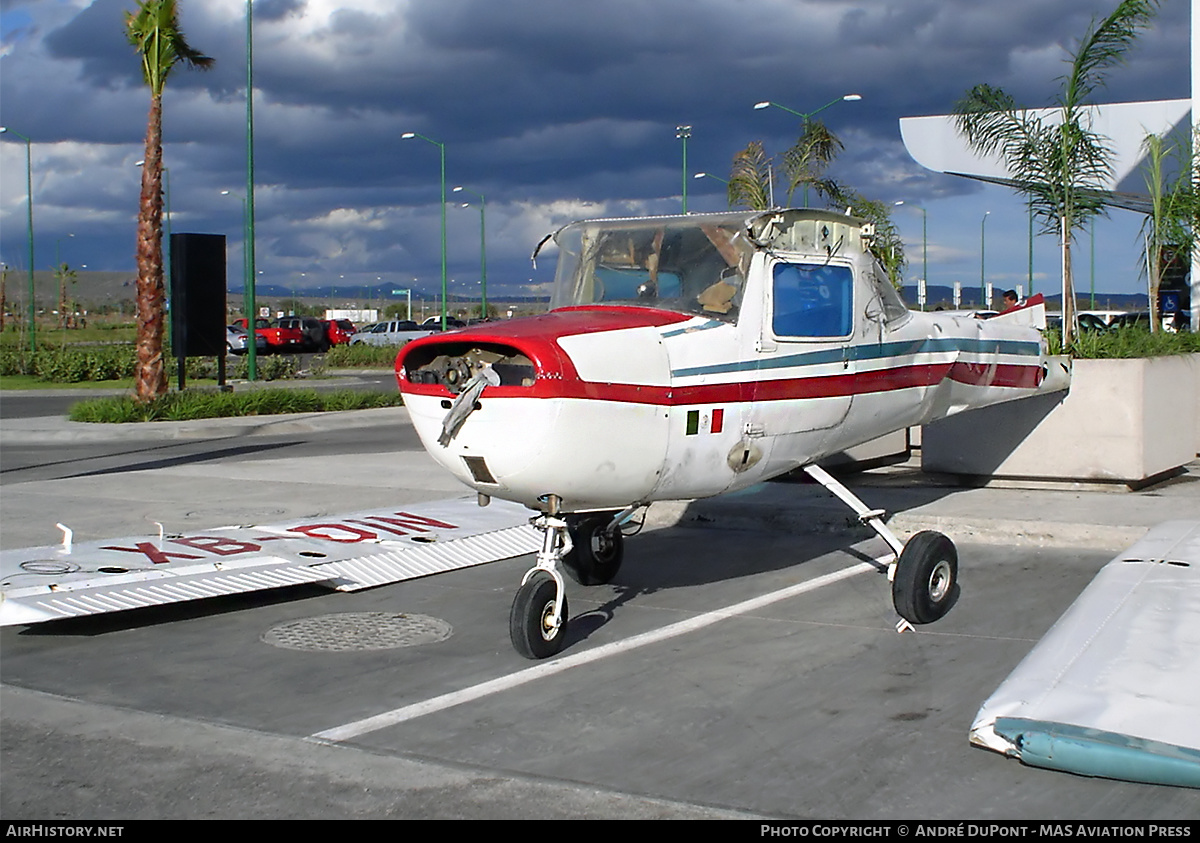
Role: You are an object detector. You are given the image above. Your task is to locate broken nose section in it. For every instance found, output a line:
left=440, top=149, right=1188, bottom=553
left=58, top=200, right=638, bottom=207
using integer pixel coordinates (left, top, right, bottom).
left=438, top=366, right=500, bottom=446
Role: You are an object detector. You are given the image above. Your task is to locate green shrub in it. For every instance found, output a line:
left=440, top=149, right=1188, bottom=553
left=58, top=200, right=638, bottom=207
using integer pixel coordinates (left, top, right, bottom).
left=324, top=343, right=402, bottom=368
left=1, top=346, right=138, bottom=382
left=0, top=342, right=321, bottom=384
left=68, top=388, right=403, bottom=423
left=1046, top=326, right=1200, bottom=358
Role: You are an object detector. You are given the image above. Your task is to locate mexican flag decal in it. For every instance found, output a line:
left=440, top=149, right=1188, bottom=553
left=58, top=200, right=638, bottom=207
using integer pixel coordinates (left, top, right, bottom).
left=686, top=408, right=724, bottom=436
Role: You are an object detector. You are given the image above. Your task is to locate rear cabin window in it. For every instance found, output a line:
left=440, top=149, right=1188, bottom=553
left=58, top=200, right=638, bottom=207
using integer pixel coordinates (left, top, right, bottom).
left=772, top=262, right=853, bottom=338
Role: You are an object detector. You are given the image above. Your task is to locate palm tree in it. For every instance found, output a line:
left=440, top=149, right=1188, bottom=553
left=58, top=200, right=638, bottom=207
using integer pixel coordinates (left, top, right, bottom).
left=728, top=140, right=773, bottom=211
left=782, top=120, right=844, bottom=208
left=1139, top=129, right=1197, bottom=332
left=126, top=0, right=213, bottom=402
left=728, top=121, right=846, bottom=211
left=953, top=0, right=1161, bottom=346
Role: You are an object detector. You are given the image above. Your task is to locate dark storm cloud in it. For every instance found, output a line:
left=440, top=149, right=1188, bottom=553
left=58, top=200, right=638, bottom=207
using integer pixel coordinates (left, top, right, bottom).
left=0, top=0, right=1189, bottom=295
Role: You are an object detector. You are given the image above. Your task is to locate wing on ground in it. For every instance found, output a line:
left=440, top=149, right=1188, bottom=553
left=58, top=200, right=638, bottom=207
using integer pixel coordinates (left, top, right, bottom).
left=0, top=497, right=540, bottom=626
left=970, top=520, right=1200, bottom=788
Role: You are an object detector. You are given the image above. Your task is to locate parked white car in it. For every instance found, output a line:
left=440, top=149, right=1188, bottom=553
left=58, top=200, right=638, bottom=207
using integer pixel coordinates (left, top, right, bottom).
left=348, top=320, right=437, bottom=346
left=225, top=325, right=267, bottom=355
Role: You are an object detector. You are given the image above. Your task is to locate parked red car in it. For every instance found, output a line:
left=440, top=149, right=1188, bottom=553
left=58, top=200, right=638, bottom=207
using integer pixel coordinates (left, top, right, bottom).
left=230, top=317, right=304, bottom=352
left=321, top=318, right=357, bottom=347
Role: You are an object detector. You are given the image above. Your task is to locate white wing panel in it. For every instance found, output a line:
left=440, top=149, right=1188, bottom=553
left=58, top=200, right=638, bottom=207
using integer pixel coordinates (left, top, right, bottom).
left=970, top=520, right=1200, bottom=788
left=1, top=497, right=538, bottom=626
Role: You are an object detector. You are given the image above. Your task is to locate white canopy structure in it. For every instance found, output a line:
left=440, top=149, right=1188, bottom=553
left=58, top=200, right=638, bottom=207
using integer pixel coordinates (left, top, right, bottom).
left=899, top=99, right=1191, bottom=214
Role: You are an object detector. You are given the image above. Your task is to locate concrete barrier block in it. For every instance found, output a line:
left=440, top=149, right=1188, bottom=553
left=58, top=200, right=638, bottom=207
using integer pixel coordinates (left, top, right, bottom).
left=922, top=356, right=1197, bottom=486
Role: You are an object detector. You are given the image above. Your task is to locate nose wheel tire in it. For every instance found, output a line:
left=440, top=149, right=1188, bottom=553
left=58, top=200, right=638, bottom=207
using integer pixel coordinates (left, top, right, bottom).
left=510, top=574, right=568, bottom=659
left=892, top=530, right=959, bottom=625
left=562, top=513, right=624, bottom=586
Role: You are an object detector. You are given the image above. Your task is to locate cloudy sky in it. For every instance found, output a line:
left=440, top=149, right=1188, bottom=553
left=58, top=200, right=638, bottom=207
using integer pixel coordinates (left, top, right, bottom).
left=0, top=0, right=1190, bottom=307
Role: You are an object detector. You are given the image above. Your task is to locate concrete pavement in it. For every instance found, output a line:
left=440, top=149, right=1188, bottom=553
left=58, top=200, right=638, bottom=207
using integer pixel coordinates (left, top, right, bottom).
left=5, top=403, right=1197, bottom=553
left=4, top=403, right=1200, bottom=819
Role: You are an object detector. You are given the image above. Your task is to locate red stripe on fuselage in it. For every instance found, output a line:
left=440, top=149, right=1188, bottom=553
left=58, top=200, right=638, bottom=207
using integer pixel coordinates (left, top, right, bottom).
left=396, top=304, right=1043, bottom=406
left=401, top=362, right=1043, bottom=405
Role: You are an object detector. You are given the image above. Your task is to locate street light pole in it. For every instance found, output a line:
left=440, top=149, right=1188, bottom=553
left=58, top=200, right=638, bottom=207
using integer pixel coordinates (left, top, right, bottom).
left=981, top=211, right=991, bottom=309
left=402, top=132, right=448, bottom=330
left=244, top=0, right=258, bottom=380
left=676, top=125, right=691, bottom=214
left=1, top=127, right=36, bottom=351
left=753, top=95, right=861, bottom=208
left=453, top=186, right=487, bottom=319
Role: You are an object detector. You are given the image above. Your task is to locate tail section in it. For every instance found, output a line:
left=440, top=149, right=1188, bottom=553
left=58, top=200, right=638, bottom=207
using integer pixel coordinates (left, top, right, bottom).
left=992, top=293, right=1046, bottom=329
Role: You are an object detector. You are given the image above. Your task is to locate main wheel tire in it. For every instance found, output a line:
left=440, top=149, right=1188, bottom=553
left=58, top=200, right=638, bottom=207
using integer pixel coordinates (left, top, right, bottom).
left=509, top=574, right=568, bottom=659
left=562, top=514, right=624, bottom=585
left=892, top=531, right=959, bottom=625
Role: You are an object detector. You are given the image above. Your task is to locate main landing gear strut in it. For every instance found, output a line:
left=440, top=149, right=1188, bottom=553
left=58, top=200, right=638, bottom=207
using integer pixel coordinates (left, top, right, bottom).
left=508, top=470, right=959, bottom=659
left=802, top=464, right=959, bottom=632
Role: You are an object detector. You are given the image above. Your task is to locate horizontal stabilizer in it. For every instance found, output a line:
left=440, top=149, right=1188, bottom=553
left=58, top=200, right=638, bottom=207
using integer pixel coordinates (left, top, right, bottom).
left=970, top=520, right=1200, bottom=788
left=1, top=497, right=540, bottom=626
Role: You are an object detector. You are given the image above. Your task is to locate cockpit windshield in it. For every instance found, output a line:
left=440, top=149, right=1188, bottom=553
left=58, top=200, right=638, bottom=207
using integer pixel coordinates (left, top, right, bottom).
left=549, top=213, right=757, bottom=323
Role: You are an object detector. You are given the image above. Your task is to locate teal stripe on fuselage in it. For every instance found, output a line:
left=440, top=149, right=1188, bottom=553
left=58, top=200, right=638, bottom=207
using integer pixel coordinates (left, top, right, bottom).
left=669, top=337, right=1041, bottom=379
left=661, top=319, right=727, bottom=339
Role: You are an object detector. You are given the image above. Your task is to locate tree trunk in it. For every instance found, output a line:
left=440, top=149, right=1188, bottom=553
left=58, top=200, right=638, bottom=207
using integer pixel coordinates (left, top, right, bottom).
left=1061, top=214, right=1076, bottom=348
left=1147, top=238, right=1160, bottom=333
left=134, top=93, right=168, bottom=403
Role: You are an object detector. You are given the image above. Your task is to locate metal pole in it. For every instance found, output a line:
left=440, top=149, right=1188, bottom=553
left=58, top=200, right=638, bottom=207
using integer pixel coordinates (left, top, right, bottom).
left=245, top=0, right=258, bottom=380
left=676, top=125, right=691, bottom=213
left=439, top=143, right=446, bottom=330
left=1027, top=200, right=1035, bottom=295
left=402, top=132, right=448, bottom=330
left=921, top=207, right=927, bottom=309
left=454, top=186, right=488, bottom=318
left=980, top=211, right=990, bottom=308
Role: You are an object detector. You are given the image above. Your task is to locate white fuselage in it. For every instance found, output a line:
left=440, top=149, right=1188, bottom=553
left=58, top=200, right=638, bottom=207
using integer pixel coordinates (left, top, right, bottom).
left=398, top=240, right=1065, bottom=514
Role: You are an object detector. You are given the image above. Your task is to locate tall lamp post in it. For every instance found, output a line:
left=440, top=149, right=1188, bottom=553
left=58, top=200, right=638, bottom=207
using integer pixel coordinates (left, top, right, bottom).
left=753, top=95, right=862, bottom=207
left=676, top=125, right=691, bottom=214
left=894, top=201, right=927, bottom=310
left=401, top=132, right=447, bottom=330
left=980, top=211, right=991, bottom=309
left=452, top=185, right=487, bottom=319
left=1, top=127, right=36, bottom=351
left=243, top=0, right=259, bottom=380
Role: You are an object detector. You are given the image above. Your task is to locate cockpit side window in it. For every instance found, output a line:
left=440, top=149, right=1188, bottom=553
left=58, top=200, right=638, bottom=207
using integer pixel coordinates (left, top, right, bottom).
left=870, top=261, right=911, bottom=326
left=771, top=262, right=853, bottom=338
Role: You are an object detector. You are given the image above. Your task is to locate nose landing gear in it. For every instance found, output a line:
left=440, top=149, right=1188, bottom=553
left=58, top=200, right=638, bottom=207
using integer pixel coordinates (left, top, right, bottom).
left=509, top=496, right=572, bottom=660
left=510, top=570, right=569, bottom=660
left=509, top=499, right=634, bottom=659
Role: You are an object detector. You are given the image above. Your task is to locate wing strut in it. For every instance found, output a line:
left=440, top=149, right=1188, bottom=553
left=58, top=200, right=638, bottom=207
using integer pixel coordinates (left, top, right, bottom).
left=802, top=463, right=960, bottom=634
left=802, top=464, right=905, bottom=560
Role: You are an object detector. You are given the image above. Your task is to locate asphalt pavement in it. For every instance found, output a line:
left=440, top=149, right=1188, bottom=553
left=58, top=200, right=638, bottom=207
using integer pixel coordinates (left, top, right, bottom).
left=2, top=397, right=1199, bottom=820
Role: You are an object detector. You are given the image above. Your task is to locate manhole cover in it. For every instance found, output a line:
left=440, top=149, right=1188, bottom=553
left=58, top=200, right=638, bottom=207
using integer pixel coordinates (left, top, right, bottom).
left=262, top=612, right=453, bottom=652
left=20, top=560, right=81, bottom=575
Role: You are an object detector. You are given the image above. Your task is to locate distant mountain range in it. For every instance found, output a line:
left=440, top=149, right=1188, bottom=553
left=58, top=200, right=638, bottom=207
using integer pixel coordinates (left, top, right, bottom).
left=2, top=270, right=1153, bottom=312
left=899, top=284, right=1151, bottom=312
